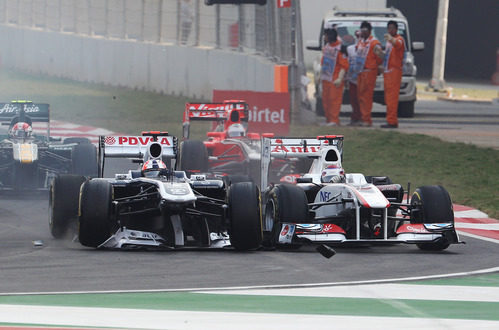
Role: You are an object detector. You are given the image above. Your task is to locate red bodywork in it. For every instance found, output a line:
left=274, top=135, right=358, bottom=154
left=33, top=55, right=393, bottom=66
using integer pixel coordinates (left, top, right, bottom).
left=183, top=100, right=272, bottom=176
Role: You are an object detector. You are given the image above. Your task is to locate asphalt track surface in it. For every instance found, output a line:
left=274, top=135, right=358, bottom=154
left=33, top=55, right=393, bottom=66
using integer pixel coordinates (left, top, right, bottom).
left=0, top=159, right=498, bottom=294
left=1, top=99, right=498, bottom=294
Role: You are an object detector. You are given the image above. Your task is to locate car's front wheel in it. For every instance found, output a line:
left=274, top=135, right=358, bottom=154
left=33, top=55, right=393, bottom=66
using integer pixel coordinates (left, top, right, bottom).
left=228, top=182, right=262, bottom=251
left=264, top=184, right=309, bottom=248
left=79, top=179, right=113, bottom=247
left=49, top=174, right=86, bottom=238
left=411, top=185, right=454, bottom=251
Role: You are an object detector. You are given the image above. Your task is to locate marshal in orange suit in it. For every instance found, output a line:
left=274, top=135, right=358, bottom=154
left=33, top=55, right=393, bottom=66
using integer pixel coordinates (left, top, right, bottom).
left=381, top=20, right=406, bottom=128
left=355, top=21, right=383, bottom=127
left=320, top=28, right=349, bottom=126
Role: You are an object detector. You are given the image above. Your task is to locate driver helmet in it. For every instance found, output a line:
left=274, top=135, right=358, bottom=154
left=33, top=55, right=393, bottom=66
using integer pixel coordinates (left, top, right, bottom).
left=227, top=123, right=245, bottom=137
left=10, top=122, right=32, bottom=138
left=321, top=164, right=345, bottom=183
left=141, top=159, right=167, bottom=177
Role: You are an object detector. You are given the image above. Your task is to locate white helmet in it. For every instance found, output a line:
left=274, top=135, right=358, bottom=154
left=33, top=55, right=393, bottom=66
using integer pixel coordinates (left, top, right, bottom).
left=141, top=159, right=167, bottom=177
left=227, top=123, right=245, bottom=137
left=321, top=165, right=345, bottom=183
left=10, top=122, right=32, bottom=138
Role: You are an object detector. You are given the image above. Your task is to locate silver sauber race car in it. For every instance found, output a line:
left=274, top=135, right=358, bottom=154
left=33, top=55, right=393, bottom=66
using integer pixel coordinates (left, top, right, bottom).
left=49, top=131, right=262, bottom=250
left=260, top=135, right=463, bottom=252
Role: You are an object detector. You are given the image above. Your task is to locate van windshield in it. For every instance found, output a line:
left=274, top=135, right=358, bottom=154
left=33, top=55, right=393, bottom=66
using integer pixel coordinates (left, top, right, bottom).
left=328, top=20, right=408, bottom=50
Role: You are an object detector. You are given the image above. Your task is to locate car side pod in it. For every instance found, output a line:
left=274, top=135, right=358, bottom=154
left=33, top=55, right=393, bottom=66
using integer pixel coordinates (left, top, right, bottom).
left=316, top=244, right=336, bottom=259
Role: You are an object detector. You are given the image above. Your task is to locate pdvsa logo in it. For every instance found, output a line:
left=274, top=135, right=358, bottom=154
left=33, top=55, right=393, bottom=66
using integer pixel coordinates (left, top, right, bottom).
left=116, top=136, right=171, bottom=145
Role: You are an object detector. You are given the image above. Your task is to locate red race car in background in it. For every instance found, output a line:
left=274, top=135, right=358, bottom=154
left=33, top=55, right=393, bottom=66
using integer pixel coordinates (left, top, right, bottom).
left=180, top=100, right=310, bottom=185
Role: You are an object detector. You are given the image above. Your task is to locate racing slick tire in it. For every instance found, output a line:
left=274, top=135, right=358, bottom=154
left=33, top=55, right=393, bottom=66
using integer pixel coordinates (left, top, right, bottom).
left=71, top=143, right=98, bottom=177
left=223, top=174, right=253, bottom=187
left=63, top=137, right=91, bottom=144
left=179, top=140, right=208, bottom=175
left=264, top=184, right=309, bottom=248
left=79, top=179, right=113, bottom=247
left=49, top=174, right=86, bottom=238
left=228, top=182, right=262, bottom=250
left=411, top=185, right=454, bottom=251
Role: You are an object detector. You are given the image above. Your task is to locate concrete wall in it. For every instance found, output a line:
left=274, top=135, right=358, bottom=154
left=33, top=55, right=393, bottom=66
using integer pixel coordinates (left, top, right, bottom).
left=0, top=25, right=275, bottom=99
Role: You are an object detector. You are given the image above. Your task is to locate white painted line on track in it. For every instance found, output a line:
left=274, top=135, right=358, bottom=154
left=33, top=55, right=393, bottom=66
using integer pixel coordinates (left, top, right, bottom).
left=456, top=223, right=499, bottom=230
left=457, top=231, right=499, bottom=244
left=1, top=304, right=498, bottom=330
left=455, top=210, right=489, bottom=218
left=1, top=267, right=498, bottom=296
left=197, top=283, right=499, bottom=302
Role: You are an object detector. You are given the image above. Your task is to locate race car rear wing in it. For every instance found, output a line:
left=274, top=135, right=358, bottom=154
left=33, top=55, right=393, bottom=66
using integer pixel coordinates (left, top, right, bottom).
left=182, top=101, right=249, bottom=139
left=0, top=102, right=50, bottom=123
left=260, top=135, right=344, bottom=189
left=0, top=101, right=51, bottom=137
left=98, top=133, right=177, bottom=177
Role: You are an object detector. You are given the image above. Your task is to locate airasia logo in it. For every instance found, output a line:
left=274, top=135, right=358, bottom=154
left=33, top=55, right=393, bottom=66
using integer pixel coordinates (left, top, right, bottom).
left=111, top=136, right=171, bottom=146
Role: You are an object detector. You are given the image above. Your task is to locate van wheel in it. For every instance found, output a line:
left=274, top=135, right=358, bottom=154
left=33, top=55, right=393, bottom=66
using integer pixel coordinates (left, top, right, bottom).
left=398, top=101, right=415, bottom=118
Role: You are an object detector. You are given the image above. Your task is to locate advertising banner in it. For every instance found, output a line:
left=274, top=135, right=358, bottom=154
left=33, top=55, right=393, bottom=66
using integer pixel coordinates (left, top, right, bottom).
left=213, top=90, right=290, bottom=135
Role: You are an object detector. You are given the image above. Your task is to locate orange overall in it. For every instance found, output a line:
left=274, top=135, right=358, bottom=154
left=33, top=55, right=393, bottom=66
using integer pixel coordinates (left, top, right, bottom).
left=355, top=36, right=382, bottom=125
left=383, top=34, right=405, bottom=126
left=320, top=40, right=349, bottom=124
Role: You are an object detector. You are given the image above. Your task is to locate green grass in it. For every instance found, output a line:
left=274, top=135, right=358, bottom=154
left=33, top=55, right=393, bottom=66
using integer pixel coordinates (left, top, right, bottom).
left=1, top=69, right=498, bottom=218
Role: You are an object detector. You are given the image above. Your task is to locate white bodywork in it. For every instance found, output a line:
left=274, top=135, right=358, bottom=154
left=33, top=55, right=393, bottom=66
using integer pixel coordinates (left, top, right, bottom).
left=96, top=135, right=232, bottom=249
left=261, top=136, right=458, bottom=245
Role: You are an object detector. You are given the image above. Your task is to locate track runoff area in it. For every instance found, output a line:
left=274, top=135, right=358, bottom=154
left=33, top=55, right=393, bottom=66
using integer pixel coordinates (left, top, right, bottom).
left=2, top=121, right=496, bottom=329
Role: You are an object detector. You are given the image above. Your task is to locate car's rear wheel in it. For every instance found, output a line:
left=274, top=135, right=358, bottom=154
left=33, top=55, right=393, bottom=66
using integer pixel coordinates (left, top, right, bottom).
left=223, top=174, right=252, bottom=187
left=64, top=137, right=91, bottom=144
left=411, top=185, right=454, bottom=251
left=179, top=140, right=208, bottom=176
left=79, top=179, right=113, bottom=247
left=228, top=182, right=262, bottom=250
left=49, top=174, right=86, bottom=238
left=72, top=143, right=98, bottom=177
left=264, top=184, right=309, bottom=248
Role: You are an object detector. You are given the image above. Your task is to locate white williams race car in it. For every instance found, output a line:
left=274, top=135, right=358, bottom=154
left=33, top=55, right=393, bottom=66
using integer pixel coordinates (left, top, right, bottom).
left=49, top=131, right=262, bottom=250
left=260, top=135, right=462, bottom=252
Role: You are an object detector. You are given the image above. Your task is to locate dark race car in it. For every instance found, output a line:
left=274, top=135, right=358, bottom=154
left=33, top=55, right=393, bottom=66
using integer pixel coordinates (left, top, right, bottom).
left=0, top=101, right=97, bottom=192
left=48, top=131, right=262, bottom=250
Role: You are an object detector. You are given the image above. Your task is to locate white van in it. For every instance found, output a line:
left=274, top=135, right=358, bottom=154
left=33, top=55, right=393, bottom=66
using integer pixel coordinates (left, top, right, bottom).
left=307, top=7, right=424, bottom=118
